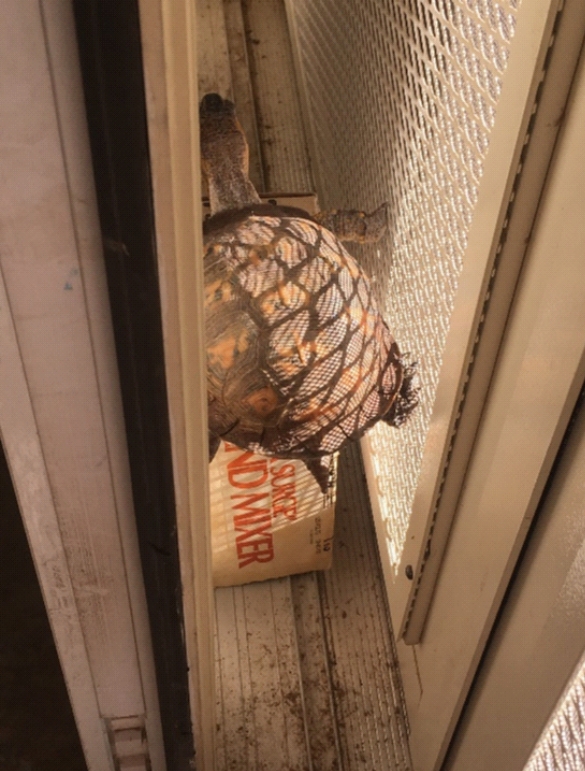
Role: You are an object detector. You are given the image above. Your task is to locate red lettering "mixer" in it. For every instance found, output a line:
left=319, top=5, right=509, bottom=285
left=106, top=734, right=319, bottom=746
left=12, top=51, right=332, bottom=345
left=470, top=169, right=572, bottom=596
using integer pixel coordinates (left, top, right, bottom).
left=225, top=445, right=298, bottom=569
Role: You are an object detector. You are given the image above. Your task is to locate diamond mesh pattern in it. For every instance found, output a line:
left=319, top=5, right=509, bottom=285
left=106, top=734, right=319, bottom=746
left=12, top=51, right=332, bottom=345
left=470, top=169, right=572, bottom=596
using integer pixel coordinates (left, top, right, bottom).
left=205, top=213, right=404, bottom=459
left=287, top=0, right=520, bottom=570
left=525, top=655, right=585, bottom=771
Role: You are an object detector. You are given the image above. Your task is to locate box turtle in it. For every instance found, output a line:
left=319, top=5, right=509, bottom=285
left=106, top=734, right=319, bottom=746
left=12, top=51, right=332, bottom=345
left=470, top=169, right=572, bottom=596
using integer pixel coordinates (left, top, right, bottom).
left=201, top=93, right=418, bottom=491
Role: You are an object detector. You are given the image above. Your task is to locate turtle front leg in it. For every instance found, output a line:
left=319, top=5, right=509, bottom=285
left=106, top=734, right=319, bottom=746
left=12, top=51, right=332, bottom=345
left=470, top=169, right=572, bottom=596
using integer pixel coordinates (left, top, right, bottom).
left=313, top=202, right=389, bottom=244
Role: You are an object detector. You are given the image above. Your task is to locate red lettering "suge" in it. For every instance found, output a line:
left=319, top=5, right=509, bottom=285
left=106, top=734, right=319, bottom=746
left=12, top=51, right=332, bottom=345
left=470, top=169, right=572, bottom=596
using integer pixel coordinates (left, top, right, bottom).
left=270, top=460, right=297, bottom=521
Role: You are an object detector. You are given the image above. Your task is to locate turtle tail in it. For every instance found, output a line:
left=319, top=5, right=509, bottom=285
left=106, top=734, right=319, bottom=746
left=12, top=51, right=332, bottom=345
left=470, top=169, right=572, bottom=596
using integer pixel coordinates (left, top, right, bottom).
left=209, top=432, right=221, bottom=462
left=303, top=456, right=335, bottom=494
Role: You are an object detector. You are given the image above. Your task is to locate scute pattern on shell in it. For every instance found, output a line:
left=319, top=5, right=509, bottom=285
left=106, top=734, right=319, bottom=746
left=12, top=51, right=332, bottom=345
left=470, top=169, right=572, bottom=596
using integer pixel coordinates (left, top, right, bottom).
left=205, top=213, right=402, bottom=458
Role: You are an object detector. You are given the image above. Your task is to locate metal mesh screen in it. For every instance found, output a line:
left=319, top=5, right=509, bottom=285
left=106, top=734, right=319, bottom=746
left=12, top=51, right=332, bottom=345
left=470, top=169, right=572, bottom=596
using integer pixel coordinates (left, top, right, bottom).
left=525, top=654, right=585, bottom=771
left=287, top=0, right=520, bottom=571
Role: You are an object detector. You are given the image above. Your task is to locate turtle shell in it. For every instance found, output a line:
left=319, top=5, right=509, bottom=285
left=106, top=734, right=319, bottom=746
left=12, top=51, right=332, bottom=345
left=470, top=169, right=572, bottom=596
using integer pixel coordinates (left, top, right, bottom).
left=205, top=204, right=403, bottom=459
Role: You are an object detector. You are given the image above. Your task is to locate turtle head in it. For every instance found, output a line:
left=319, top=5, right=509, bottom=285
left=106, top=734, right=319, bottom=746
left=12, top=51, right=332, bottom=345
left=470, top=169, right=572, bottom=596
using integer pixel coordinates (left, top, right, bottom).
left=200, top=93, right=261, bottom=214
left=200, top=92, right=234, bottom=115
left=382, top=355, right=419, bottom=428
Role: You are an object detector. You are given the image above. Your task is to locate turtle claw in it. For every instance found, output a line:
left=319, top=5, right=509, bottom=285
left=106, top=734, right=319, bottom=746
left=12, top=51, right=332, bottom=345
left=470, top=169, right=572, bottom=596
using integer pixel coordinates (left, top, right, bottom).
left=314, top=203, right=389, bottom=244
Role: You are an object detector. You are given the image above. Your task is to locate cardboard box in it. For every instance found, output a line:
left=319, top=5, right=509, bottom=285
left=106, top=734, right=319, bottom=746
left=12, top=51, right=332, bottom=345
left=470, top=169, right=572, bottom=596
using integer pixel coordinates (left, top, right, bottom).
left=210, top=442, right=336, bottom=586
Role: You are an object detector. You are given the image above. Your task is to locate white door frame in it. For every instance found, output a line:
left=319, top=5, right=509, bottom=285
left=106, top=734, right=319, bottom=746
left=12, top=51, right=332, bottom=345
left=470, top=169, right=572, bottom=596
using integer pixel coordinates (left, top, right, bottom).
left=444, top=40, right=585, bottom=771
left=404, top=22, right=585, bottom=771
left=0, top=2, right=166, bottom=768
left=137, top=1, right=217, bottom=769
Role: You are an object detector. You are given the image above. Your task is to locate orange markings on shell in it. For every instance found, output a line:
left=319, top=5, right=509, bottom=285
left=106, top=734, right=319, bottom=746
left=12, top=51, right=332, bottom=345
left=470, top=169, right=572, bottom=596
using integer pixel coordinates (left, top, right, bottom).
left=243, top=386, right=280, bottom=418
left=204, top=213, right=403, bottom=458
left=207, top=327, right=250, bottom=371
left=205, top=278, right=234, bottom=308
